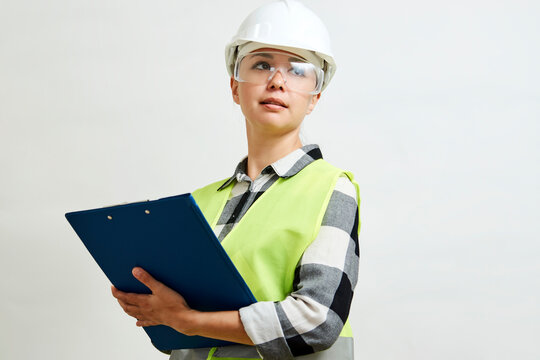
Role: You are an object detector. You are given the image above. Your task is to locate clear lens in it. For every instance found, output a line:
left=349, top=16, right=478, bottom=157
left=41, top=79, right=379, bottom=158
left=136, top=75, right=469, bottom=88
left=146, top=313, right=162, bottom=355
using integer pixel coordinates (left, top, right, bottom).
left=234, top=52, right=324, bottom=94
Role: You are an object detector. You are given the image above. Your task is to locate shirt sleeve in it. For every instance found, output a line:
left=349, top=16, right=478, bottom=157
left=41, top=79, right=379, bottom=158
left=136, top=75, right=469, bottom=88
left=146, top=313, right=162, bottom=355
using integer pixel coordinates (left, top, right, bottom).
left=239, top=175, right=360, bottom=359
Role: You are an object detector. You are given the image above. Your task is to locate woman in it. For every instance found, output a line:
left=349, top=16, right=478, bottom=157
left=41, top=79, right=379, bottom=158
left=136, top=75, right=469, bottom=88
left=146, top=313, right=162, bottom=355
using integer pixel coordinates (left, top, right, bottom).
left=112, top=1, right=360, bottom=359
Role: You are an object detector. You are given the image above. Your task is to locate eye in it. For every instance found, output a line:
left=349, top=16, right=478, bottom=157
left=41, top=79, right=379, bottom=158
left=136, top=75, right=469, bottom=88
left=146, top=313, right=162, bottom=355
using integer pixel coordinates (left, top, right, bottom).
left=252, top=61, right=273, bottom=71
left=289, top=64, right=306, bottom=77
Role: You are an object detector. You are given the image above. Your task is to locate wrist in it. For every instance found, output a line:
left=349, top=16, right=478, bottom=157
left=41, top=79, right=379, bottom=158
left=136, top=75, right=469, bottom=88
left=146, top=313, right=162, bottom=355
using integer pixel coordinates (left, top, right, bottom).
left=172, top=309, right=201, bottom=336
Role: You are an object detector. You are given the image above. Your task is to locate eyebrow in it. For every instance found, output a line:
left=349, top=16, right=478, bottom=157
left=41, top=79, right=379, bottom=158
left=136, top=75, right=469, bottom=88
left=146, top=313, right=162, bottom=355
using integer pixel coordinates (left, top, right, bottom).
left=288, top=56, right=305, bottom=62
left=251, top=53, right=273, bottom=59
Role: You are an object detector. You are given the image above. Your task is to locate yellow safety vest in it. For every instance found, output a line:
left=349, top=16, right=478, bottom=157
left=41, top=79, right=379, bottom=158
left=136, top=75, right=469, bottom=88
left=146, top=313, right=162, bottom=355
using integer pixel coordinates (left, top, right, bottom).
left=191, top=159, right=361, bottom=360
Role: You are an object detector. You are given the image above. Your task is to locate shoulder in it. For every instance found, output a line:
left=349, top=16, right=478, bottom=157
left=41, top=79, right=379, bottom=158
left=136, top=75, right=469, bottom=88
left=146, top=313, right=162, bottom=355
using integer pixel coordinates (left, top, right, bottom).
left=322, top=167, right=361, bottom=234
left=311, top=159, right=359, bottom=199
left=311, top=159, right=357, bottom=181
left=320, top=175, right=361, bottom=238
left=334, top=175, right=359, bottom=202
left=324, top=176, right=359, bottom=219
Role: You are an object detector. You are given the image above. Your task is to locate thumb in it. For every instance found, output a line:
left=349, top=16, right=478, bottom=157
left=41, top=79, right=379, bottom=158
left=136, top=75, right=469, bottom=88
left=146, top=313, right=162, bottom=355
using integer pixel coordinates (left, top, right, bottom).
left=132, top=267, right=162, bottom=293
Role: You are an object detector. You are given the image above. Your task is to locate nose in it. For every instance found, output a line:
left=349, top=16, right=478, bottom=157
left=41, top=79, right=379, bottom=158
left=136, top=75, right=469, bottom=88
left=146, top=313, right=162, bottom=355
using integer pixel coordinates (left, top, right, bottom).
left=267, top=68, right=286, bottom=90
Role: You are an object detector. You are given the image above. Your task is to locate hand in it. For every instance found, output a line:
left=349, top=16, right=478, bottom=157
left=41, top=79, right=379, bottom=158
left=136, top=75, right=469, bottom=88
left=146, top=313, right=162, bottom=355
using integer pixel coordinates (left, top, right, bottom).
left=111, top=267, right=197, bottom=334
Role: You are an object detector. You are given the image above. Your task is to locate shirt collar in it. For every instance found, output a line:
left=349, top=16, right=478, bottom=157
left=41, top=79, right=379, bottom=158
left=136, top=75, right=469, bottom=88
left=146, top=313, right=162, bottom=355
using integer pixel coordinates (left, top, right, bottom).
left=217, top=144, right=323, bottom=191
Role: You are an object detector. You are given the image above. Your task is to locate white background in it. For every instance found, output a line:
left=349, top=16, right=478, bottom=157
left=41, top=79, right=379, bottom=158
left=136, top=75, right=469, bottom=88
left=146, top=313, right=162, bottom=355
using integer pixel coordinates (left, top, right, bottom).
left=1, top=0, right=539, bottom=359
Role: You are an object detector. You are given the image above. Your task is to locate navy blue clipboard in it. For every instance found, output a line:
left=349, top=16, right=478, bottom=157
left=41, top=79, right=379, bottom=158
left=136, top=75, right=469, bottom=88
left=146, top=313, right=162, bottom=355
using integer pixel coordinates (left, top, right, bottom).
left=65, top=193, right=257, bottom=351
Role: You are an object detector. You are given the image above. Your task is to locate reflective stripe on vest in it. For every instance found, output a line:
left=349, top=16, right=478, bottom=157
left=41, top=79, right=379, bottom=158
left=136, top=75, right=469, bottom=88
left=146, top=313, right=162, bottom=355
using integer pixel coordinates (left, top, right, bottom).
left=172, top=159, right=360, bottom=360
left=169, top=337, right=354, bottom=360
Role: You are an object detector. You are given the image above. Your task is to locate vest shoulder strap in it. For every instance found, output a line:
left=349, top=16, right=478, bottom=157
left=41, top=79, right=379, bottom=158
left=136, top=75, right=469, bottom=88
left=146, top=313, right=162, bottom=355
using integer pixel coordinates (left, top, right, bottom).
left=192, top=178, right=231, bottom=229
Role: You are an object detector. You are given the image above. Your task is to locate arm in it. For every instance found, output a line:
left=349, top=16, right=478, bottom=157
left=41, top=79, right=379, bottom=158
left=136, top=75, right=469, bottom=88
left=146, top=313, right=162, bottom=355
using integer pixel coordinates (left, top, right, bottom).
left=238, top=176, right=360, bottom=359
left=111, top=268, right=254, bottom=345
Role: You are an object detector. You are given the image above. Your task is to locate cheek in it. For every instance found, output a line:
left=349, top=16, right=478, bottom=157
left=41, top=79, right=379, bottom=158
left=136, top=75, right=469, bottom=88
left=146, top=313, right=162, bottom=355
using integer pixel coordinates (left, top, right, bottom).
left=236, top=85, right=261, bottom=118
left=297, top=95, right=315, bottom=114
left=238, top=87, right=250, bottom=102
left=237, top=84, right=259, bottom=106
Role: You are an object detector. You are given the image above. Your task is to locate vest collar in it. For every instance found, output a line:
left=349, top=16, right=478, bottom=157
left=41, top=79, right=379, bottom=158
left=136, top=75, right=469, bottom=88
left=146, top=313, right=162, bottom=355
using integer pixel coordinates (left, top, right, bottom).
left=217, top=144, right=323, bottom=191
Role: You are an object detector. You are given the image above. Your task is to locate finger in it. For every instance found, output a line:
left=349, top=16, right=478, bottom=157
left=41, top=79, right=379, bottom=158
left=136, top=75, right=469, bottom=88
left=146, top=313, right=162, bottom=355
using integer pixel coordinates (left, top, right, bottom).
left=122, top=303, right=144, bottom=319
left=117, top=299, right=139, bottom=314
left=112, top=287, right=148, bottom=305
left=116, top=298, right=144, bottom=316
left=132, top=267, right=163, bottom=293
left=116, top=299, right=132, bottom=313
left=117, top=298, right=128, bottom=311
left=136, top=319, right=159, bottom=327
left=111, top=285, right=129, bottom=300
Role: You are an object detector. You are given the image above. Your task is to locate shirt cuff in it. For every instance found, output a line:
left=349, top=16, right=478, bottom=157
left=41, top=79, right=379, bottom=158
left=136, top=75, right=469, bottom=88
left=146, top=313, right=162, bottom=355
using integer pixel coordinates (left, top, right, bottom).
left=239, top=301, right=294, bottom=360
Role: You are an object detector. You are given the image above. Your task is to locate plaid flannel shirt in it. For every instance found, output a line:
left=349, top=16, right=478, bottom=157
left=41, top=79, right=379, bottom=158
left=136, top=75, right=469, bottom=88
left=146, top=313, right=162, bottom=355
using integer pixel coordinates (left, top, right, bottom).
left=170, top=144, right=359, bottom=360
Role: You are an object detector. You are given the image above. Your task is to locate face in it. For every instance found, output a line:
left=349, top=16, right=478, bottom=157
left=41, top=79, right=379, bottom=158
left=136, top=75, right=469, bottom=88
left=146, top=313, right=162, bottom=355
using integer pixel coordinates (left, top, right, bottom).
left=230, top=48, right=321, bottom=137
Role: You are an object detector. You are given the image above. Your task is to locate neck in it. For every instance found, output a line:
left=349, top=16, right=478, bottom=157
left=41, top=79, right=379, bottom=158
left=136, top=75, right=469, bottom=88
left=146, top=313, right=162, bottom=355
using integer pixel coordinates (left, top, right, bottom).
left=245, top=125, right=303, bottom=180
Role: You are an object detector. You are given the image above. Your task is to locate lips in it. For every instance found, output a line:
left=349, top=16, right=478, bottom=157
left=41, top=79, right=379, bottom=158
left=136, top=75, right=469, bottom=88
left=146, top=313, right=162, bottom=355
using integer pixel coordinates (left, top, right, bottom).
left=260, top=98, right=288, bottom=108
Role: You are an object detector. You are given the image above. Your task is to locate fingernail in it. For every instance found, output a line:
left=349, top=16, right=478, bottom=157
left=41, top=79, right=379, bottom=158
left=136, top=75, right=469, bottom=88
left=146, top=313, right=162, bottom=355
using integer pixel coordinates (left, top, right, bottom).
left=133, top=268, right=141, bottom=277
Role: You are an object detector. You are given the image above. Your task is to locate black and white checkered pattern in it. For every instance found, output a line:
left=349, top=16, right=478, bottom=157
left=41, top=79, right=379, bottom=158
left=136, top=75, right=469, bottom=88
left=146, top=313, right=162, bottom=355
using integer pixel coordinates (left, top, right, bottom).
left=214, top=144, right=360, bottom=359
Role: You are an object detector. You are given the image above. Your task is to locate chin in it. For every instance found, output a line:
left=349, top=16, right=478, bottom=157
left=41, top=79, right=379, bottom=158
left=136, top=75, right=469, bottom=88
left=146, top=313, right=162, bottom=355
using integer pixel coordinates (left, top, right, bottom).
left=255, top=120, right=301, bottom=134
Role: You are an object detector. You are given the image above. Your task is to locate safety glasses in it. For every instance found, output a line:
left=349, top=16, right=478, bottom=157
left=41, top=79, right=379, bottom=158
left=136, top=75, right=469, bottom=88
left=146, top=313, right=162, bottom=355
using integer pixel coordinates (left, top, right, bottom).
left=234, top=51, right=325, bottom=95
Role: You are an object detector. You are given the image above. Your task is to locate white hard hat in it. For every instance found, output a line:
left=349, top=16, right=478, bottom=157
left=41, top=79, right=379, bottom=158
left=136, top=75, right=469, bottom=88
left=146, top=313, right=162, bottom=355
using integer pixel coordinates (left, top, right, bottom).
left=225, top=0, right=336, bottom=92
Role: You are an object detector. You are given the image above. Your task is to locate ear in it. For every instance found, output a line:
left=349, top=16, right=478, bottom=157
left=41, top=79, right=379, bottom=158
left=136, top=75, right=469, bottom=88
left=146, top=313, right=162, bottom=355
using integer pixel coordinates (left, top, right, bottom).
left=230, top=77, right=240, bottom=105
left=305, top=93, right=321, bottom=115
